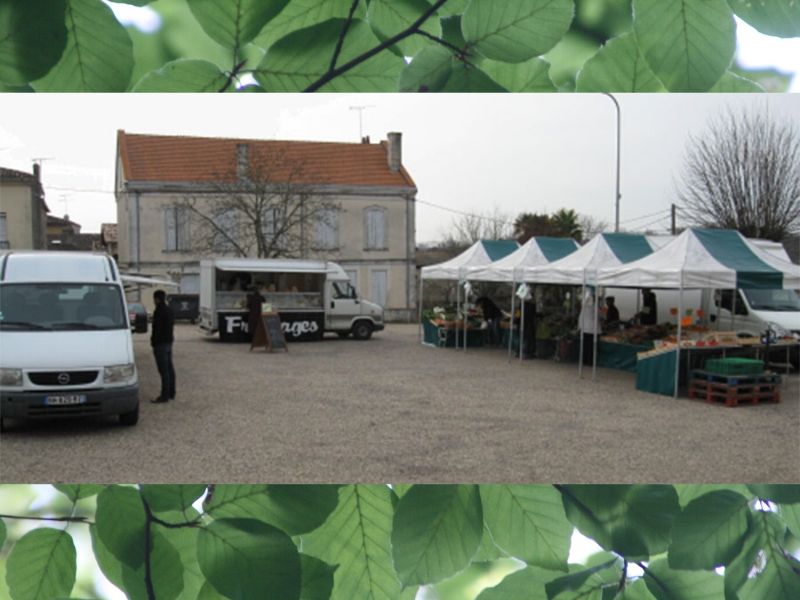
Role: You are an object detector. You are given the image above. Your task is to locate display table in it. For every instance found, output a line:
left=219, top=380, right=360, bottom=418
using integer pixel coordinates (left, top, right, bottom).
left=597, top=340, right=653, bottom=372
left=422, top=320, right=484, bottom=348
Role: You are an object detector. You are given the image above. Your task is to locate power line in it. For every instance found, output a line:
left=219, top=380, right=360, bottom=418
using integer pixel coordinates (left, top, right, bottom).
left=416, top=199, right=514, bottom=224
left=619, top=208, right=671, bottom=225
left=44, top=185, right=114, bottom=194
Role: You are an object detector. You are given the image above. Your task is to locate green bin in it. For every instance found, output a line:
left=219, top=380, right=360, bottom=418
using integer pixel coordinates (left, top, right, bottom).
left=704, top=357, right=764, bottom=375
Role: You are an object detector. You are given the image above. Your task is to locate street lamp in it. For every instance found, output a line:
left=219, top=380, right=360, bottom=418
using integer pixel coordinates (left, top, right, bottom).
left=602, top=93, right=621, bottom=232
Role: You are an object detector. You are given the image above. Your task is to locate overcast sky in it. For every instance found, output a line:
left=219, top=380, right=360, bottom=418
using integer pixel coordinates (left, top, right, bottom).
left=1, top=93, right=798, bottom=244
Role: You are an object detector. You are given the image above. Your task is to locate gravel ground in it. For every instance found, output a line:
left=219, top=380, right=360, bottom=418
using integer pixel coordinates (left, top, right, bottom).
left=1, top=323, right=798, bottom=483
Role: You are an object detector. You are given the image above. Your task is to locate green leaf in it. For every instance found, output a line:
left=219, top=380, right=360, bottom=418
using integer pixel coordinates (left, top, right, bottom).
left=302, top=485, right=401, bottom=600
left=0, top=518, right=5, bottom=549
left=709, top=71, right=765, bottom=92
left=255, top=19, right=405, bottom=91
left=205, top=484, right=339, bottom=536
left=187, top=0, right=290, bottom=49
left=545, top=557, right=621, bottom=600
left=476, top=566, right=557, bottom=600
left=728, top=0, right=800, bottom=38
left=632, top=0, right=735, bottom=92
left=724, top=521, right=767, bottom=600
left=782, top=503, right=800, bottom=538
left=132, top=59, right=228, bottom=92
left=462, top=0, right=574, bottom=63
left=197, top=518, right=301, bottom=600
left=6, top=528, right=76, bottom=600
left=300, top=554, right=336, bottom=600
left=107, top=1, right=155, bottom=5
left=675, top=485, right=752, bottom=508
left=95, top=486, right=147, bottom=569
left=644, top=558, right=724, bottom=600
left=196, top=581, right=227, bottom=600
left=738, top=553, right=800, bottom=600
left=441, top=15, right=468, bottom=49
left=121, top=531, right=184, bottom=600
left=561, top=485, right=680, bottom=560
left=399, top=45, right=454, bottom=91
left=481, top=56, right=556, bottom=91
left=747, top=484, right=800, bottom=504
left=254, top=0, right=367, bottom=50
left=615, top=579, right=657, bottom=600
left=154, top=510, right=204, bottom=600
left=391, top=484, right=483, bottom=586
left=668, top=490, right=750, bottom=570
left=576, top=33, right=663, bottom=92
left=439, top=0, right=470, bottom=17
left=0, top=0, right=67, bottom=85
left=140, top=484, right=207, bottom=514
left=367, top=0, right=442, bottom=57
left=32, top=0, right=134, bottom=92
left=472, top=523, right=505, bottom=562
left=481, top=485, right=571, bottom=571
left=53, top=484, right=106, bottom=502
left=442, top=62, right=507, bottom=91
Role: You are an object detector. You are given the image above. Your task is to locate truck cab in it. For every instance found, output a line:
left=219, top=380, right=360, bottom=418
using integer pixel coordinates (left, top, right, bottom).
left=0, top=252, right=140, bottom=429
left=324, top=267, right=384, bottom=340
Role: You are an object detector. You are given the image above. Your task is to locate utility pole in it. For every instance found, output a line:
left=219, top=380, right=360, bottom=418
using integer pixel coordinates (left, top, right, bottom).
left=349, top=105, right=375, bottom=140
left=671, top=204, right=676, bottom=235
left=601, top=94, right=621, bottom=232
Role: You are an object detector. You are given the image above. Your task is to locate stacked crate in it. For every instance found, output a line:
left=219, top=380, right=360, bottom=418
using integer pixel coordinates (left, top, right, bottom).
left=688, top=358, right=781, bottom=406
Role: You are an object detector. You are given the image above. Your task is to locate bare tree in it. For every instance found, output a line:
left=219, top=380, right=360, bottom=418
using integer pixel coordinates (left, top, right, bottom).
left=677, top=106, right=800, bottom=242
left=578, top=214, right=609, bottom=240
left=438, top=206, right=513, bottom=248
left=178, top=147, right=340, bottom=258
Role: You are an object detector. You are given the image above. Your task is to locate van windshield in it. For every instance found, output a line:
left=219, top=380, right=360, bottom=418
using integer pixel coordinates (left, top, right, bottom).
left=742, top=288, right=800, bottom=312
left=0, top=283, right=127, bottom=330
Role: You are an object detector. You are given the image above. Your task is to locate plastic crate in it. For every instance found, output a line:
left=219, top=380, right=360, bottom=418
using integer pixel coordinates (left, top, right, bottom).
left=704, top=357, right=764, bottom=375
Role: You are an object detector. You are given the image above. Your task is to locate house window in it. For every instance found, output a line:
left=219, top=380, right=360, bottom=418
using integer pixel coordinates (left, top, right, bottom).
left=0, top=212, right=8, bottom=249
left=314, top=207, right=338, bottom=250
left=364, top=206, right=387, bottom=250
left=261, top=207, right=285, bottom=248
left=164, top=206, right=190, bottom=251
left=213, top=208, right=237, bottom=253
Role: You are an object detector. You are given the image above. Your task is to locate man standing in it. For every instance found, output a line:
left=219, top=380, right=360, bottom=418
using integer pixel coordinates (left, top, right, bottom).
left=151, top=289, right=175, bottom=403
left=639, top=288, right=658, bottom=326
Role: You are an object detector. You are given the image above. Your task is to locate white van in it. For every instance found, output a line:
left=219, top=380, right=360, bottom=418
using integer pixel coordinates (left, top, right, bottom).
left=0, top=252, right=139, bottom=429
left=199, top=258, right=385, bottom=342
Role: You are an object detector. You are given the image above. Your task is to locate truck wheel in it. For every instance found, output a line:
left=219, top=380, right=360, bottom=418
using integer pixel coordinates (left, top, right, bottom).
left=352, top=320, right=373, bottom=340
left=119, top=406, right=139, bottom=426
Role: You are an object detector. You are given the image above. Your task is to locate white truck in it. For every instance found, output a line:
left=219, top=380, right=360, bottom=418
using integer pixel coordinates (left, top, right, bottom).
left=0, top=252, right=140, bottom=430
left=199, top=258, right=385, bottom=342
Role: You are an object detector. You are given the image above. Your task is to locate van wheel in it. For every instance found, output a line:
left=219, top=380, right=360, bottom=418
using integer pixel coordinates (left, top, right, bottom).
left=119, top=406, right=139, bottom=426
left=352, top=321, right=373, bottom=340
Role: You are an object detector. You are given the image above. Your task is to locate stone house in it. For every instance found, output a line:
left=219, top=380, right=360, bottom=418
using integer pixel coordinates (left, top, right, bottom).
left=0, top=165, right=48, bottom=250
left=115, top=130, right=417, bottom=320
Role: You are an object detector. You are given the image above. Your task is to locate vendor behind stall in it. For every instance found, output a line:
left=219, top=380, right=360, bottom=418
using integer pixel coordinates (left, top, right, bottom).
left=475, top=296, right=503, bottom=346
left=604, top=296, right=620, bottom=332
left=579, top=289, right=601, bottom=364
left=639, top=288, right=658, bottom=325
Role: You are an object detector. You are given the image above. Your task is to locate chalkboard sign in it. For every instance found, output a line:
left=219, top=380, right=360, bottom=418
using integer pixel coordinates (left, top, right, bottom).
left=250, top=312, right=288, bottom=353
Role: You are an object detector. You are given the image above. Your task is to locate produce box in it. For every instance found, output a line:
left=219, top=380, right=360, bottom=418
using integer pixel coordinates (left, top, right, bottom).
left=704, top=357, right=764, bottom=375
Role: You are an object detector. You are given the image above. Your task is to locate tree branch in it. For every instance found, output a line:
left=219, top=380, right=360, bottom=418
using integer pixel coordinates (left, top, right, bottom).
left=219, top=60, right=248, bottom=93
left=0, top=513, right=92, bottom=524
left=141, top=496, right=157, bottom=600
left=304, top=0, right=450, bottom=92
left=414, top=29, right=464, bottom=55
left=329, top=0, right=362, bottom=73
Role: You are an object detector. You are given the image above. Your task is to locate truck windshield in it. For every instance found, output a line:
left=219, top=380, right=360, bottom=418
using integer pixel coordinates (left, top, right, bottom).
left=742, top=289, right=800, bottom=312
left=0, top=283, right=127, bottom=330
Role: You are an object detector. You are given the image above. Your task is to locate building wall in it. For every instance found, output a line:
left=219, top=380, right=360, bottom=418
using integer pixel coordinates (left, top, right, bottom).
left=0, top=182, right=35, bottom=249
left=117, top=189, right=416, bottom=320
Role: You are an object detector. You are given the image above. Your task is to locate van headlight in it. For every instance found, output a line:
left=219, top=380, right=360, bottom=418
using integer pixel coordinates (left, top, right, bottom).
left=0, top=368, right=23, bottom=387
left=104, top=363, right=135, bottom=383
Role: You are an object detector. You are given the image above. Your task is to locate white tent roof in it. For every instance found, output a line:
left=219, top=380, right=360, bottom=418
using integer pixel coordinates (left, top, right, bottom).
left=420, top=240, right=519, bottom=280
left=467, top=237, right=580, bottom=282
left=521, top=233, right=657, bottom=285
left=597, top=228, right=800, bottom=290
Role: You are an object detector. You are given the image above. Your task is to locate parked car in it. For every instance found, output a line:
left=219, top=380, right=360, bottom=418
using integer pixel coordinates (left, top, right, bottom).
left=128, top=302, right=148, bottom=333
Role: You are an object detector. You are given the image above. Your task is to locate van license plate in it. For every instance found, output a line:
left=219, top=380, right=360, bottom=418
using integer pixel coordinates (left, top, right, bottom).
left=45, top=395, right=87, bottom=406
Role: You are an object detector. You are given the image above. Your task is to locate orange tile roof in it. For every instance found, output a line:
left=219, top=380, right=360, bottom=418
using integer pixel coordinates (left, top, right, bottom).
left=117, top=130, right=415, bottom=189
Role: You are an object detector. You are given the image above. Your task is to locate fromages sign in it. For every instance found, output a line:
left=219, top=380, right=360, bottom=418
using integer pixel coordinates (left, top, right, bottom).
left=218, top=311, right=324, bottom=342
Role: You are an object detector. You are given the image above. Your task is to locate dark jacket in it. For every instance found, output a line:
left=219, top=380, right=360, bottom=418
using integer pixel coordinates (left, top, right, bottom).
left=151, top=302, right=174, bottom=346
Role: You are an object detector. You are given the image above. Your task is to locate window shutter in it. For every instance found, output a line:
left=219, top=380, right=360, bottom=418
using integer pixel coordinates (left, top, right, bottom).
left=164, top=207, right=176, bottom=251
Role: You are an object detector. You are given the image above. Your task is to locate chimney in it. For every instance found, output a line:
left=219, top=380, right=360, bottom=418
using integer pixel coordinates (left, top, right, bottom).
left=387, top=132, right=402, bottom=172
left=236, top=143, right=249, bottom=179
left=361, top=135, right=370, bottom=144
left=33, top=162, right=41, bottom=181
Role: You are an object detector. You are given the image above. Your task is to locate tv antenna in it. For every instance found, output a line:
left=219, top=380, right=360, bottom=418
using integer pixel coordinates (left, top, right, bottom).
left=31, top=157, right=55, bottom=165
left=349, top=105, right=375, bottom=140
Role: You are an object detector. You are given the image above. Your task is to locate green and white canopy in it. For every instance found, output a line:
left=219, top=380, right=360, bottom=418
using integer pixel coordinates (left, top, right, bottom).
left=521, top=232, right=661, bottom=285
left=420, top=239, right=519, bottom=281
left=466, top=236, right=580, bottom=282
left=598, top=228, right=800, bottom=290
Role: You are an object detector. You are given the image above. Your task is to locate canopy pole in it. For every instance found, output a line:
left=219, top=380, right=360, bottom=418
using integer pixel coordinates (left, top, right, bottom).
left=455, top=280, right=460, bottom=351
left=519, top=292, right=525, bottom=362
left=578, top=281, right=586, bottom=379
left=731, top=288, right=737, bottom=333
left=508, top=279, right=516, bottom=362
left=674, top=280, right=684, bottom=398
left=418, top=277, right=424, bottom=344
left=463, top=279, right=468, bottom=355
left=592, top=284, right=599, bottom=381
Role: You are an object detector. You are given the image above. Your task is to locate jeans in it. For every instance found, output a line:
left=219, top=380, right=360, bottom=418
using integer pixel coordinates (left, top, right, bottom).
left=153, top=343, right=176, bottom=399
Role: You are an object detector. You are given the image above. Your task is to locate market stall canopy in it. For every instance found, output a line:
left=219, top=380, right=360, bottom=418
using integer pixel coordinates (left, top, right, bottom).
left=521, top=232, right=657, bottom=285
left=467, top=236, right=580, bottom=282
left=597, top=228, right=800, bottom=290
left=420, top=239, right=519, bottom=280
